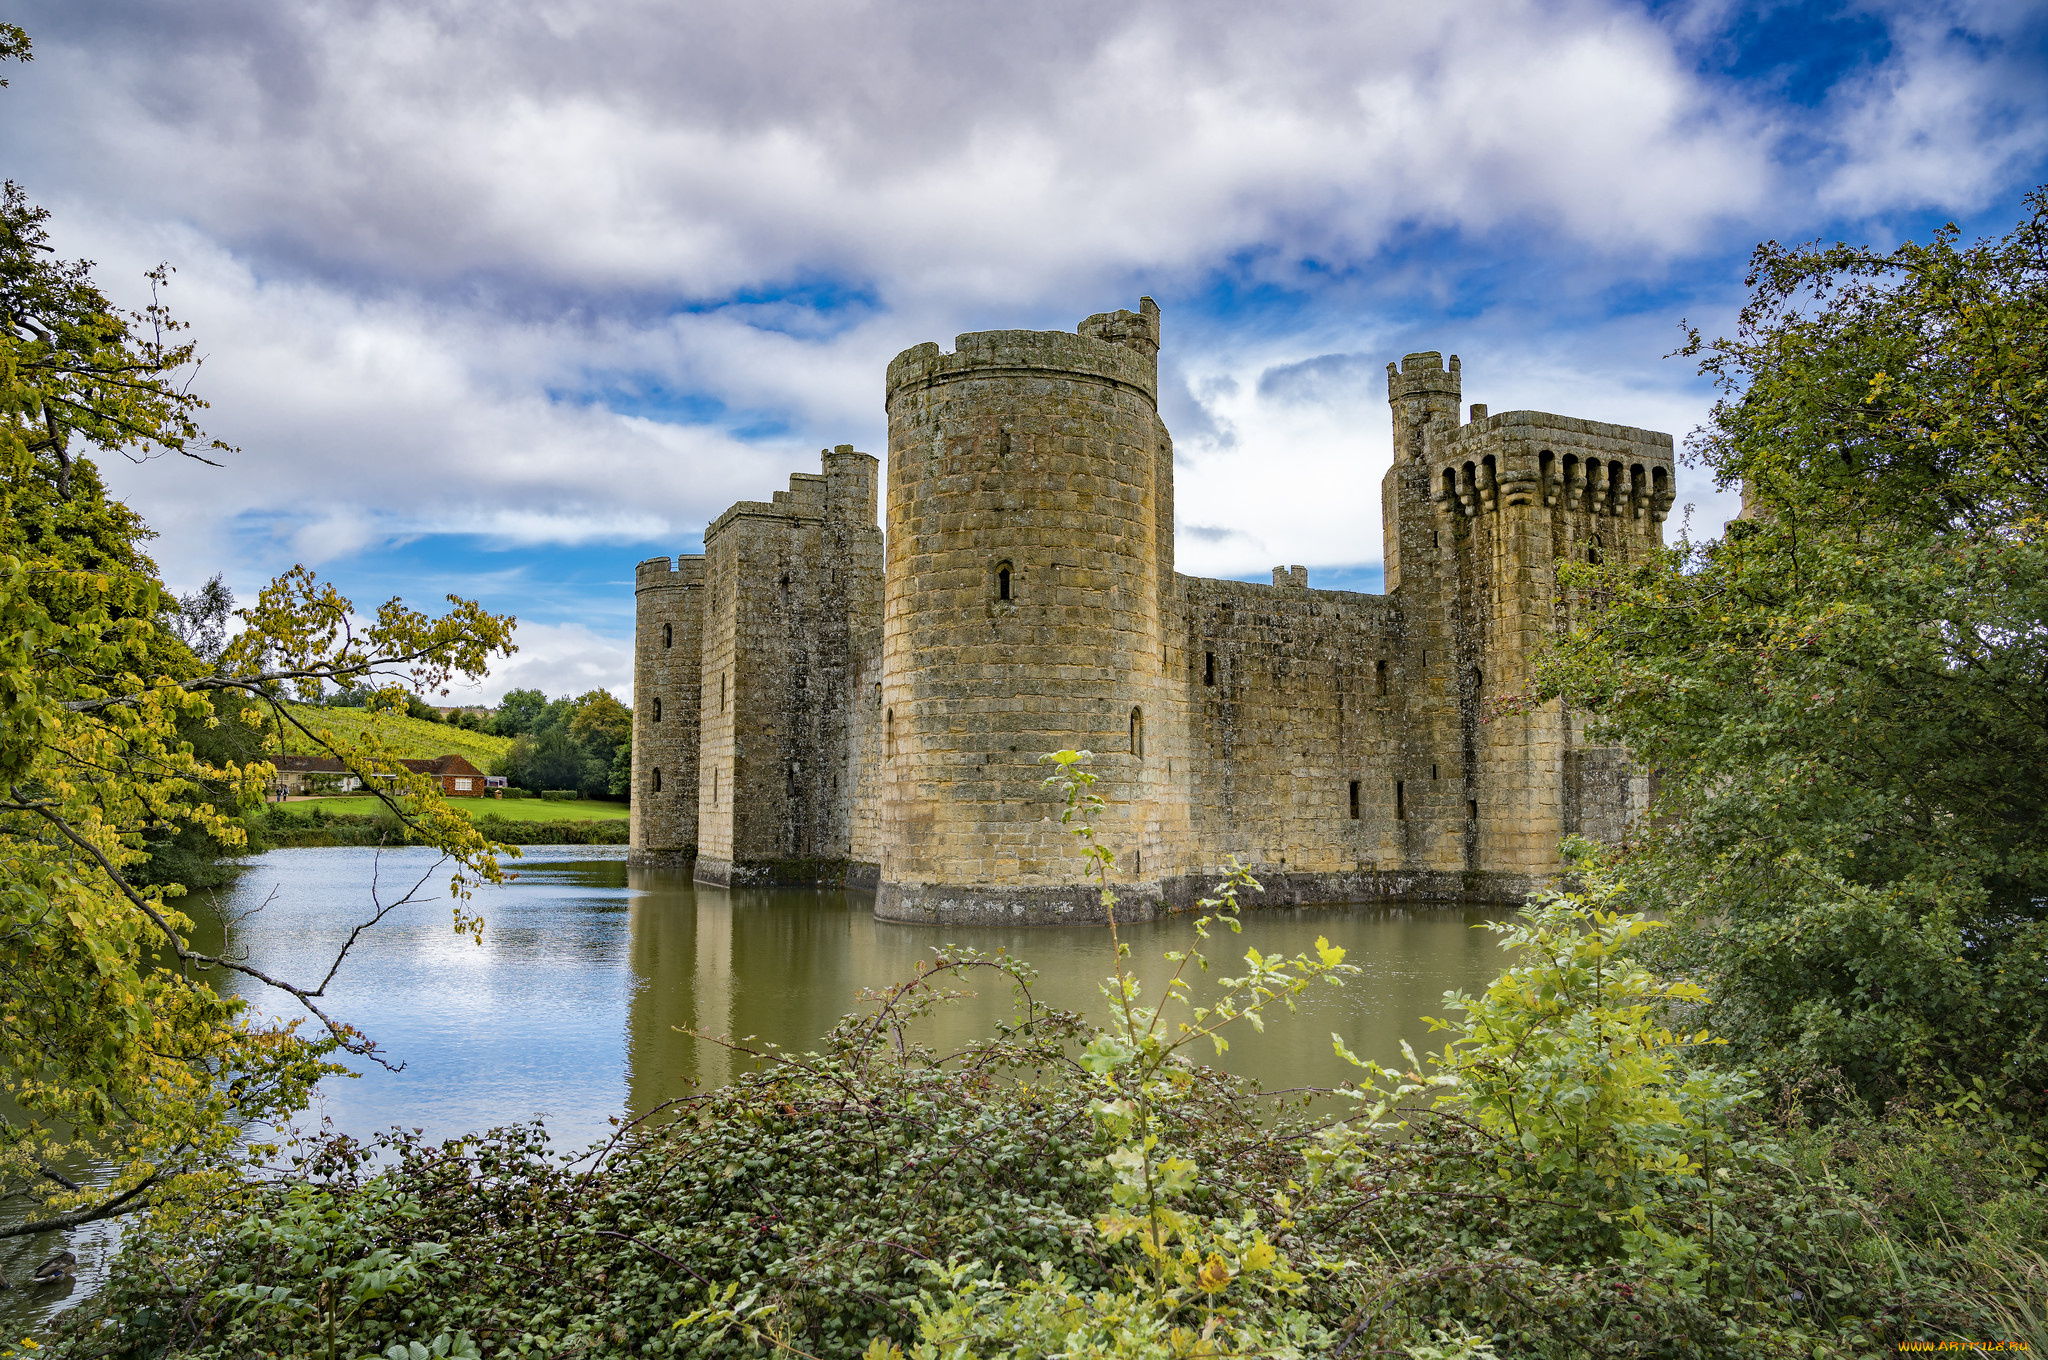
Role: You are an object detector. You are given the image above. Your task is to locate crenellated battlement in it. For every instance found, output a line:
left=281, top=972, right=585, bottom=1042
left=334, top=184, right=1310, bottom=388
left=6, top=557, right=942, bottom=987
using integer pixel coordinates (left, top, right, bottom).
left=636, top=554, right=705, bottom=590
left=884, top=299, right=1161, bottom=408
left=1428, top=412, right=1675, bottom=522
left=1386, top=349, right=1462, bottom=400
left=1078, top=296, right=1161, bottom=359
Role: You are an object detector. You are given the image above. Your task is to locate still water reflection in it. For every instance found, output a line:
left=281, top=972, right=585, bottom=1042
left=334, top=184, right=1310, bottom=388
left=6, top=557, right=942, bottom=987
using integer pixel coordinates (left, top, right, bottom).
left=201, top=846, right=1514, bottom=1149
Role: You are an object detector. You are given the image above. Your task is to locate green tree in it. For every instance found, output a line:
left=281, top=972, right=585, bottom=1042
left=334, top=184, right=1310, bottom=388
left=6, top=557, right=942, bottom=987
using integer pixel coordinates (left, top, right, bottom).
left=566, top=688, right=630, bottom=763
left=488, top=686, right=547, bottom=736
left=1530, top=188, right=2048, bottom=1130
left=607, top=735, right=631, bottom=800
left=1, top=31, right=520, bottom=1240
left=502, top=727, right=587, bottom=793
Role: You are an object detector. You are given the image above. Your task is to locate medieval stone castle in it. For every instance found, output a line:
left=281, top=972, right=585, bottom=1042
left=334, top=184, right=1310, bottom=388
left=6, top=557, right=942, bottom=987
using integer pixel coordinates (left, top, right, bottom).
left=629, top=299, right=1673, bottom=923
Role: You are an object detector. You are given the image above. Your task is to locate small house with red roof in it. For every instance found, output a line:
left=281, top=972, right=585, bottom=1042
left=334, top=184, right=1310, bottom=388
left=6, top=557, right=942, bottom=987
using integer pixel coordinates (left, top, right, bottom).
left=271, top=753, right=489, bottom=798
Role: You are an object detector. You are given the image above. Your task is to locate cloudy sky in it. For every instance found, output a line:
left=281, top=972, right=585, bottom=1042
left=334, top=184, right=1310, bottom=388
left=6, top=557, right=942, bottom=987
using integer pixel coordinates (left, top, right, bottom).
left=9, top=0, right=2046, bottom=702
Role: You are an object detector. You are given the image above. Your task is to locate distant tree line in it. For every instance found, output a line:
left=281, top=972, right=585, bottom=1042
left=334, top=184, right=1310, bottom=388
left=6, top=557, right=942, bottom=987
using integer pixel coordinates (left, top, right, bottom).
left=488, top=688, right=632, bottom=800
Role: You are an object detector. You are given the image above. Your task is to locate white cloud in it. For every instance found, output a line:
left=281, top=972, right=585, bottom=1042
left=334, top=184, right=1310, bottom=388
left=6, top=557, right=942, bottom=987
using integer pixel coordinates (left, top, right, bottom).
left=7, top=0, right=2039, bottom=651
left=16, top=0, right=1786, bottom=300
left=1820, top=5, right=2048, bottom=215
left=447, top=620, right=634, bottom=706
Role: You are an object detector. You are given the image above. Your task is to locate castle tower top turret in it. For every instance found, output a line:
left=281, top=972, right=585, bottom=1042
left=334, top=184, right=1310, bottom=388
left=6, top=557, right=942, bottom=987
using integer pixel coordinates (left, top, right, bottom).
left=885, top=300, right=1160, bottom=410
left=1387, top=351, right=1462, bottom=464
left=1078, top=296, right=1161, bottom=359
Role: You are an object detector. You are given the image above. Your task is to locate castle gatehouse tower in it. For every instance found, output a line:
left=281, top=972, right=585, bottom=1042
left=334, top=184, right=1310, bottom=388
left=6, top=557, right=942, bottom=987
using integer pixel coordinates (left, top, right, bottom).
left=626, top=299, right=1674, bottom=919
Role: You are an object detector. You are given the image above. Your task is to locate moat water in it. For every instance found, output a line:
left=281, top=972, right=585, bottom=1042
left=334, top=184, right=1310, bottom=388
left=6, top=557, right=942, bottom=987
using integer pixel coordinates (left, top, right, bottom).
left=3, top=844, right=1516, bottom=1330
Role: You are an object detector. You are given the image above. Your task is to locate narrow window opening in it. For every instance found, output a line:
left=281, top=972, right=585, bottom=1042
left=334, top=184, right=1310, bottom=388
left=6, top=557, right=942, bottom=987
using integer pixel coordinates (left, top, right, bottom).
left=1134, top=849, right=1142, bottom=875
left=652, top=696, right=662, bottom=722
left=1204, top=652, right=1215, bottom=686
left=1395, top=780, right=1406, bottom=821
left=720, top=673, right=727, bottom=712
left=1349, top=780, right=1360, bottom=820
left=1432, top=530, right=1439, bottom=548
left=1471, top=667, right=1483, bottom=691
left=662, top=622, right=672, bottom=649
left=1468, top=799, right=1479, bottom=821
left=886, top=708, right=895, bottom=757
left=997, top=561, right=1012, bottom=601
left=712, top=768, right=719, bottom=803
left=1130, top=707, right=1144, bottom=759
left=779, top=574, right=791, bottom=606
left=652, top=767, right=662, bottom=793
left=1374, top=659, right=1387, bottom=697
left=1431, top=764, right=1439, bottom=781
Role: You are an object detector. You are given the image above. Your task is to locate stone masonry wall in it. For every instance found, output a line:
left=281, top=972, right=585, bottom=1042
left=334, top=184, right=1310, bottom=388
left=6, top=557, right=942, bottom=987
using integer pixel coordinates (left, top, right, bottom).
left=1431, top=405, right=1674, bottom=877
left=1173, top=575, right=1405, bottom=893
left=875, top=303, right=1192, bottom=924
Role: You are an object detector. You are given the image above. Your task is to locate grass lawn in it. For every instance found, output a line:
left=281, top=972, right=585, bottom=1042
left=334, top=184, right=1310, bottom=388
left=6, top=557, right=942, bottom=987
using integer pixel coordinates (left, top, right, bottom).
left=283, top=796, right=630, bottom=822
left=279, top=703, right=515, bottom=769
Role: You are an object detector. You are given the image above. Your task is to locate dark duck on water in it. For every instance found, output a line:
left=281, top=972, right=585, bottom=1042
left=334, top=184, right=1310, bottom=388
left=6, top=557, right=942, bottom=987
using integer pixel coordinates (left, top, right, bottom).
left=29, top=1250, right=76, bottom=1285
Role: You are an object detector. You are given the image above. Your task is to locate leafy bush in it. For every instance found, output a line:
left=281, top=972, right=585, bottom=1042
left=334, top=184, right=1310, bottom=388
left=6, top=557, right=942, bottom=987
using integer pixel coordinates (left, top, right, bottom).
left=1530, top=190, right=2048, bottom=1132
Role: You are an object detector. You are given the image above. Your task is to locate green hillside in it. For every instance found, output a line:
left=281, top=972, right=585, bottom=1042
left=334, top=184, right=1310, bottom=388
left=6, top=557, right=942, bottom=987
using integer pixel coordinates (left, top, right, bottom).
left=279, top=703, right=515, bottom=770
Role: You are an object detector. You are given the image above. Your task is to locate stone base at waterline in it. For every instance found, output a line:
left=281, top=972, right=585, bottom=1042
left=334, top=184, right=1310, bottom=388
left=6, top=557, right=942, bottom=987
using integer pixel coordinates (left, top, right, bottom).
left=627, top=846, right=697, bottom=869
left=692, top=856, right=880, bottom=889
left=873, top=867, right=1544, bottom=926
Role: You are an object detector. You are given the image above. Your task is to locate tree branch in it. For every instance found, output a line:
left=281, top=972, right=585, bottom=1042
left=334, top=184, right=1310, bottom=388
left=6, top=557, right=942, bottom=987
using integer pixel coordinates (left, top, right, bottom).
left=4, top=787, right=409, bottom=1070
left=0, top=1170, right=162, bottom=1240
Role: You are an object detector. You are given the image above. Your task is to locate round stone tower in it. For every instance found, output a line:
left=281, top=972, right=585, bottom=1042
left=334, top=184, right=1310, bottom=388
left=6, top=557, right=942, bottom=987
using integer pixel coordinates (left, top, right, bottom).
left=629, top=554, right=703, bottom=866
left=876, top=299, right=1183, bottom=923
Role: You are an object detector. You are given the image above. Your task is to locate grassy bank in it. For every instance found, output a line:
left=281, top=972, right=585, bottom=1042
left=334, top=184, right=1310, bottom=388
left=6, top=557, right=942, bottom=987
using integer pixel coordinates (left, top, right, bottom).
left=261, top=803, right=628, bottom=847
left=285, top=795, right=628, bottom=823
left=278, top=703, right=514, bottom=768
